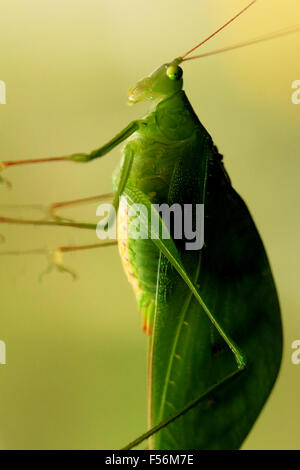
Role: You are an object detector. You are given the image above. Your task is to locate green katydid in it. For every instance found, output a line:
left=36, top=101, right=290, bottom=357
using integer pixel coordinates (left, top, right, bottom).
left=4, top=0, right=299, bottom=449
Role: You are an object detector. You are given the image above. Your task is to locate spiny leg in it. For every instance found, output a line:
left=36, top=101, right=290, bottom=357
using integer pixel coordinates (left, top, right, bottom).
left=0, top=240, right=117, bottom=280
left=0, top=211, right=100, bottom=277
left=1, top=191, right=115, bottom=228
left=0, top=193, right=118, bottom=278
left=0, top=192, right=113, bottom=229
left=42, top=241, right=117, bottom=280
left=50, top=192, right=114, bottom=220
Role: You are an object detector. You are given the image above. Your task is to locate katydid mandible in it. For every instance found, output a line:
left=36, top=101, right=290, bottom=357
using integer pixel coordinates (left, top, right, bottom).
left=1, top=1, right=287, bottom=449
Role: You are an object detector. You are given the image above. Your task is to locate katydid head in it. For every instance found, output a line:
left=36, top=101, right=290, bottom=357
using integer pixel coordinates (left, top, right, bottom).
left=128, top=58, right=183, bottom=105
left=128, top=1, right=257, bottom=105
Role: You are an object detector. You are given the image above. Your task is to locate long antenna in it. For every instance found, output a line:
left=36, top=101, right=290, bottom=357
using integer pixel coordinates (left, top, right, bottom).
left=181, top=0, right=257, bottom=59
left=182, top=24, right=300, bottom=61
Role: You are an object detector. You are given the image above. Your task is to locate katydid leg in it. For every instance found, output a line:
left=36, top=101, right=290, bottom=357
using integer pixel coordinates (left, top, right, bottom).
left=0, top=240, right=117, bottom=279
left=0, top=121, right=140, bottom=170
left=0, top=215, right=97, bottom=231
left=43, top=241, right=118, bottom=279
left=50, top=192, right=114, bottom=221
left=124, top=185, right=247, bottom=368
left=122, top=366, right=245, bottom=450
left=121, top=186, right=247, bottom=448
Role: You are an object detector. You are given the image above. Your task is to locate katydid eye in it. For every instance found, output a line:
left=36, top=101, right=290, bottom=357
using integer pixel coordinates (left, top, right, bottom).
left=166, top=65, right=183, bottom=81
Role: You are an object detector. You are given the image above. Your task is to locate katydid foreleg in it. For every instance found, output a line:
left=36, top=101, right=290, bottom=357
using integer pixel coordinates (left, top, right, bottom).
left=0, top=120, right=140, bottom=171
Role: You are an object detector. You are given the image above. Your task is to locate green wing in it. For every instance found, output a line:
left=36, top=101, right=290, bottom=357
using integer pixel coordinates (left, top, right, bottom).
left=149, top=138, right=282, bottom=450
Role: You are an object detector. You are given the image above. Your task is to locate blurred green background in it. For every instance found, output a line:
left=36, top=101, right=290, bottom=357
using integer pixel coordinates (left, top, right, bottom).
left=0, top=0, right=299, bottom=449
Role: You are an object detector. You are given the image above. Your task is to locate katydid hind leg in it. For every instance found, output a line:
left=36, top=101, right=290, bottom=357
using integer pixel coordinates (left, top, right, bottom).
left=121, top=186, right=248, bottom=449
left=124, top=185, right=247, bottom=369
left=122, top=365, right=245, bottom=450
